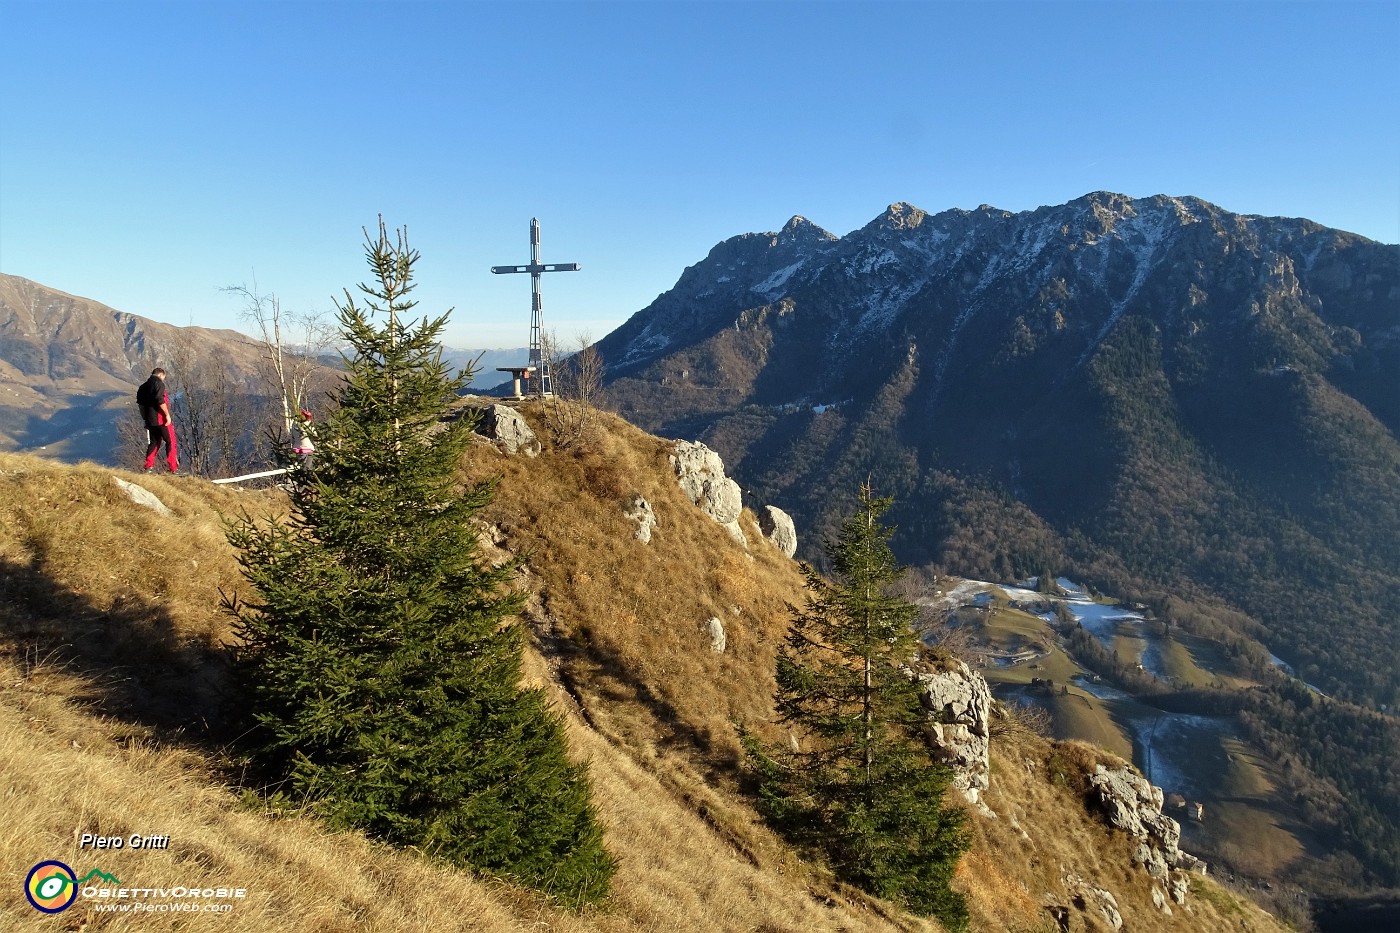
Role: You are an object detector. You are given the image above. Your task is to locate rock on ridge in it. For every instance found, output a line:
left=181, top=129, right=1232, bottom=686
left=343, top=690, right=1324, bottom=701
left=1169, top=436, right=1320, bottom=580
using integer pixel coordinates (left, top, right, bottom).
left=917, top=660, right=992, bottom=811
left=111, top=476, right=172, bottom=516
left=756, top=504, right=797, bottom=557
left=670, top=440, right=746, bottom=545
left=475, top=404, right=540, bottom=457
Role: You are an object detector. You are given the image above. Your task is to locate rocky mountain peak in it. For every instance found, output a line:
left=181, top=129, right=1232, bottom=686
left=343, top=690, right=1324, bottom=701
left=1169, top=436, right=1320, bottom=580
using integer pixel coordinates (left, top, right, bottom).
left=1077, top=189, right=1138, bottom=212
left=599, top=193, right=1399, bottom=383
left=774, top=214, right=837, bottom=248
left=880, top=201, right=928, bottom=230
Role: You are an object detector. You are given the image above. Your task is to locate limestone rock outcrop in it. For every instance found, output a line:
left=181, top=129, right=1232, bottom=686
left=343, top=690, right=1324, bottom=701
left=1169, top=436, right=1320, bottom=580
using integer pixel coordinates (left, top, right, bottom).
left=703, top=616, right=726, bottom=653
left=1152, top=883, right=1172, bottom=915
left=1063, top=873, right=1123, bottom=931
left=476, top=404, right=540, bottom=457
left=111, top=476, right=172, bottom=517
left=623, top=496, right=657, bottom=543
left=670, top=440, right=745, bottom=545
left=757, top=504, right=797, bottom=558
left=917, top=661, right=992, bottom=810
left=1089, top=764, right=1204, bottom=904
left=1090, top=765, right=1180, bottom=861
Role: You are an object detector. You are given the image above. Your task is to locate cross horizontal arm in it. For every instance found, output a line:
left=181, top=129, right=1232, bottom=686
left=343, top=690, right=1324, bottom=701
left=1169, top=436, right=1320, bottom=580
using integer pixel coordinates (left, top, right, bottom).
left=490, top=262, right=582, bottom=275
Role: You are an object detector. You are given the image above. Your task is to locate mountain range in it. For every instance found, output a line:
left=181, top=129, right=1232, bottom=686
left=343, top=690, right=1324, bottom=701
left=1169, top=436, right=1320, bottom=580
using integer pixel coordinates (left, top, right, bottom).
left=593, top=193, right=1400, bottom=888
left=597, top=192, right=1399, bottom=711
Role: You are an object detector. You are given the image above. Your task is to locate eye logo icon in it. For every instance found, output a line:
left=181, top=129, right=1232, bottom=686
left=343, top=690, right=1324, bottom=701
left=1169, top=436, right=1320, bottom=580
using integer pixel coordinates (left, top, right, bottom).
left=25, top=860, right=78, bottom=913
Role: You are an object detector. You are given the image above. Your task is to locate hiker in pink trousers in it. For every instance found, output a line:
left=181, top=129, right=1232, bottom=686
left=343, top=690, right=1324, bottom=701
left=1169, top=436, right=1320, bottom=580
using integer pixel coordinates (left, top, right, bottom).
left=136, top=368, right=179, bottom=473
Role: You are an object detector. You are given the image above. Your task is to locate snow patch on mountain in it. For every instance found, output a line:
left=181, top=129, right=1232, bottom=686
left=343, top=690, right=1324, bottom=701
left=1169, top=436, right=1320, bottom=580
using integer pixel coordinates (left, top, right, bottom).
left=1075, top=204, right=1181, bottom=367
left=617, top=331, right=671, bottom=367
left=752, top=261, right=804, bottom=299
left=858, top=278, right=929, bottom=332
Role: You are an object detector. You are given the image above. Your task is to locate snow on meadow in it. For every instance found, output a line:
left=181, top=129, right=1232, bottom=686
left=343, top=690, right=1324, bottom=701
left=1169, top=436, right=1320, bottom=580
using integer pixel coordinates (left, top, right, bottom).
left=918, top=578, right=997, bottom=613
left=978, top=577, right=1146, bottom=646
left=1136, top=712, right=1234, bottom=797
left=932, top=576, right=1237, bottom=799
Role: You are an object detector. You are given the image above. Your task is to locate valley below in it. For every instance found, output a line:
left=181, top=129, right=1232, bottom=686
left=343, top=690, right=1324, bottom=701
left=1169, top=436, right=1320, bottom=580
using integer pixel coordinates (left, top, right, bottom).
left=930, top=575, right=1339, bottom=893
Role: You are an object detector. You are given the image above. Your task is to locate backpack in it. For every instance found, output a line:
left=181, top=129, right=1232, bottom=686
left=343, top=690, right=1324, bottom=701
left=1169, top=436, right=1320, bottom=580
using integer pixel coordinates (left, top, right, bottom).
left=136, top=377, right=164, bottom=415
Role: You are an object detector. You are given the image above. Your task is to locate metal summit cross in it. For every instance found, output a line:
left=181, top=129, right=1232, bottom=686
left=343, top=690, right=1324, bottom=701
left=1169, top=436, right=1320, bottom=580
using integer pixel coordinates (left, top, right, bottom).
left=490, top=217, right=580, bottom=397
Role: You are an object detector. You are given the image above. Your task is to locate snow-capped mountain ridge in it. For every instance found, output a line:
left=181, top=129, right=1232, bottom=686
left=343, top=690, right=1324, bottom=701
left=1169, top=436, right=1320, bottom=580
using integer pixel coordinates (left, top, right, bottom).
left=601, top=191, right=1396, bottom=420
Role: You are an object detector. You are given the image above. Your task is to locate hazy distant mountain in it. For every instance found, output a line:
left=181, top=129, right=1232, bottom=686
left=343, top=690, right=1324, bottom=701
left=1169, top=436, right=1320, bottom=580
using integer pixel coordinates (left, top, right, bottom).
left=0, top=274, right=268, bottom=462
left=440, top=347, right=530, bottom=385
left=598, top=192, right=1400, bottom=708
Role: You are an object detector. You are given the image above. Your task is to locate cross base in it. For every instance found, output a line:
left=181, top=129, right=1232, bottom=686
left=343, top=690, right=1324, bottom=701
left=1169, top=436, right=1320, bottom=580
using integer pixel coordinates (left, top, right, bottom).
left=496, top=366, right=551, bottom=400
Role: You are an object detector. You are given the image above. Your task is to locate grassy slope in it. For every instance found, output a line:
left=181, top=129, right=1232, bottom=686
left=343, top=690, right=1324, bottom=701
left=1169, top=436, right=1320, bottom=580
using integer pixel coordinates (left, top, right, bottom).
left=0, top=412, right=1290, bottom=932
left=974, top=604, right=1136, bottom=759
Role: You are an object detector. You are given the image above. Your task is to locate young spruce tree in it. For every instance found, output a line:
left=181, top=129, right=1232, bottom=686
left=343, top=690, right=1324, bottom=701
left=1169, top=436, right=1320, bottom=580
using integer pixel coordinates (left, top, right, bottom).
left=745, top=484, right=970, bottom=929
left=225, top=221, right=614, bottom=905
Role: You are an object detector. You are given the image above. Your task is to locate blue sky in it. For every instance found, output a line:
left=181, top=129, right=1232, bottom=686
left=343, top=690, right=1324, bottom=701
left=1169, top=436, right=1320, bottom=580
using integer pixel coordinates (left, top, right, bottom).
left=3, top=0, right=1397, bottom=349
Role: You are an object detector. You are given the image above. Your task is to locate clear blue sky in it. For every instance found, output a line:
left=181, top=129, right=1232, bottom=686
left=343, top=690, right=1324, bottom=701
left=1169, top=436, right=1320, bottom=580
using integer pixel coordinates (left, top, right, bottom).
left=3, top=0, right=1397, bottom=349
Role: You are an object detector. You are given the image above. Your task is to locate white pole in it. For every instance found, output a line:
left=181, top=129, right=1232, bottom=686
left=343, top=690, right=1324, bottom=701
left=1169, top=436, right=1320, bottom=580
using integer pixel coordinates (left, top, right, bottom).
left=211, top=467, right=292, bottom=485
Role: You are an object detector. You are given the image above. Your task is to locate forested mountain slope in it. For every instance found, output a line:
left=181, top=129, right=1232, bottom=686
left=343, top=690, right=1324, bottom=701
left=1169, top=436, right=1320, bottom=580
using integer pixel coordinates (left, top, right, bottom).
left=595, top=193, right=1400, bottom=895
left=597, top=192, right=1400, bottom=713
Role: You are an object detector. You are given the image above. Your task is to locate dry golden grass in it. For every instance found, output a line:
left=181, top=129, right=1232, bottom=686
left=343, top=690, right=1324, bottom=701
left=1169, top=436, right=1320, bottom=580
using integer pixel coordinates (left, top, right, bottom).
left=976, top=729, right=1293, bottom=933
left=0, top=450, right=922, bottom=932
left=3, top=639, right=931, bottom=933
left=456, top=405, right=809, bottom=770
left=0, top=416, right=1294, bottom=932
left=0, top=454, right=284, bottom=733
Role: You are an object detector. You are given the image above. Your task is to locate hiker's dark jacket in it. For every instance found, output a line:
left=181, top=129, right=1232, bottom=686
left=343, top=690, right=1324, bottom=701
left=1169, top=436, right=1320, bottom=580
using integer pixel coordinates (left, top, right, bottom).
left=137, top=376, right=167, bottom=428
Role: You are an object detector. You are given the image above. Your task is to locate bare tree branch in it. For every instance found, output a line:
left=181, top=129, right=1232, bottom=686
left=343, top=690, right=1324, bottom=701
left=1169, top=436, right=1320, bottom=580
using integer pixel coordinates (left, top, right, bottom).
left=222, top=282, right=335, bottom=441
left=539, top=330, right=605, bottom=449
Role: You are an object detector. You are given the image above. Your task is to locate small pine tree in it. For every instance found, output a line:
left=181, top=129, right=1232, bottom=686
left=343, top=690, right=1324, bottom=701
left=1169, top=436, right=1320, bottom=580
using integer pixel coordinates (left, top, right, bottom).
left=224, top=221, right=614, bottom=906
left=744, top=484, right=970, bottom=929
